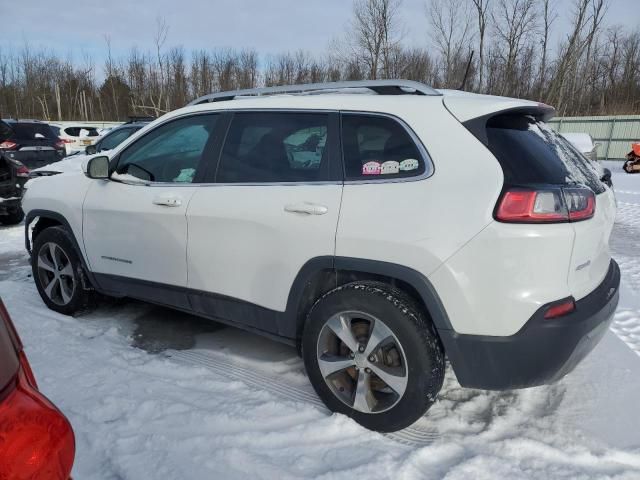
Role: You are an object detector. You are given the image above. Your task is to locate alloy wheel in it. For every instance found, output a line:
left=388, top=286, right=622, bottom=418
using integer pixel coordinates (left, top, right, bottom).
left=36, top=242, right=76, bottom=306
left=316, top=311, right=408, bottom=414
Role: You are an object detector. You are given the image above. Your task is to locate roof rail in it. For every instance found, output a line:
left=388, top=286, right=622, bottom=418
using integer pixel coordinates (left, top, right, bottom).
left=188, top=80, right=441, bottom=105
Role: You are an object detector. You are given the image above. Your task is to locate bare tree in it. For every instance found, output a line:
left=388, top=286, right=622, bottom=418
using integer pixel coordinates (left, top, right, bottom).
left=341, top=0, right=404, bottom=79
left=491, top=0, right=538, bottom=95
left=427, top=0, right=473, bottom=87
left=1, top=0, right=639, bottom=120
left=470, top=0, right=491, bottom=91
left=547, top=0, right=598, bottom=112
left=537, top=0, right=557, bottom=97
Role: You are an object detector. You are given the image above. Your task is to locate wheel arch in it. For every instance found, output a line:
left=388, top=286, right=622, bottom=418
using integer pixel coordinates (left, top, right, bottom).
left=289, top=257, right=453, bottom=349
left=25, top=209, right=98, bottom=291
left=25, top=210, right=70, bottom=254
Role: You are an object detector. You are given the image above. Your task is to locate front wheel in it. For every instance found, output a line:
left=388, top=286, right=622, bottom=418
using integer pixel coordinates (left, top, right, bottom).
left=302, top=281, right=445, bottom=432
left=31, top=226, right=90, bottom=315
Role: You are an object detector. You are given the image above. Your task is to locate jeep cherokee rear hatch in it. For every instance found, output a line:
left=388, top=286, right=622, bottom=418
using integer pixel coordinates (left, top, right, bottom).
left=0, top=120, right=65, bottom=170
left=444, top=93, right=616, bottom=302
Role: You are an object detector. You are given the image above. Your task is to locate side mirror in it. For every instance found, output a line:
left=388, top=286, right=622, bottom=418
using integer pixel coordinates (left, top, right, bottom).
left=85, top=144, right=97, bottom=155
left=85, top=156, right=110, bottom=179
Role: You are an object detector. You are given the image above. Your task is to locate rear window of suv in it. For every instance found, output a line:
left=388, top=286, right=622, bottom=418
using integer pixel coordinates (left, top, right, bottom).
left=10, top=123, right=57, bottom=140
left=63, top=127, right=99, bottom=137
left=341, top=114, right=428, bottom=180
left=486, top=115, right=605, bottom=194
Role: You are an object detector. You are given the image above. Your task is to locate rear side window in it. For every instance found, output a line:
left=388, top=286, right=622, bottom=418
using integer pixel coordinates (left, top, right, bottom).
left=217, top=112, right=330, bottom=183
left=341, top=114, right=427, bottom=180
left=10, top=123, right=57, bottom=140
left=486, top=115, right=605, bottom=194
left=63, top=127, right=99, bottom=137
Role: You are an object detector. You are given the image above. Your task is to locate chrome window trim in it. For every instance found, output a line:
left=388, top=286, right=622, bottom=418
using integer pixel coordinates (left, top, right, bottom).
left=110, top=108, right=434, bottom=188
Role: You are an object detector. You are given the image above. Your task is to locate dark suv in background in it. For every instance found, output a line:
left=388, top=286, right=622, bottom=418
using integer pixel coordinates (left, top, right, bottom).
left=0, top=119, right=65, bottom=224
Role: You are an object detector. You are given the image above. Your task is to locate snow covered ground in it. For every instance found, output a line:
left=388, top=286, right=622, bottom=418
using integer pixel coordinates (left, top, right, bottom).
left=1, top=163, right=640, bottom=479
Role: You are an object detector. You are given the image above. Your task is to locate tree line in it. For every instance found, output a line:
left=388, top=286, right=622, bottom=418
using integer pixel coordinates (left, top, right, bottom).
left=0, top=0, right=638, bottom=122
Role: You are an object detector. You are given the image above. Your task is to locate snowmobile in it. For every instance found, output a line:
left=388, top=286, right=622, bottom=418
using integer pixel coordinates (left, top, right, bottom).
left=623, top=143, right=640, bottom=173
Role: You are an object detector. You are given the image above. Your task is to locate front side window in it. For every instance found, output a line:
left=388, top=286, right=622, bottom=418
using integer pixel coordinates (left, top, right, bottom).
left=341, top=114, right=427, bottom=180
left=217, top=112, right=330, bottom=183
left=115, top=114, right=218, bottom=183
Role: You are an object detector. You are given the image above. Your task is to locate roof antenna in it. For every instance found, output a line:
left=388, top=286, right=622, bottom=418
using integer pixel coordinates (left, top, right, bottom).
left=458, top=50, right=475, bottom=91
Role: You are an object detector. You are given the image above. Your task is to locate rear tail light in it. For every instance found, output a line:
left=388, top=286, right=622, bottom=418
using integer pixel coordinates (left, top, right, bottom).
left=496, top=187, right=595, bottom=223
left=16, top=165, right=30, bottom=178
left=54, top=139, right=66, bottom=150
left=0, top=370, right=75, bottom=480
left=544, top=298, right=576, bottom=319
left=0, top=300, right=75, bottom=479
left=0, top=140, right=17, bottom=150
left=7, top=159, right=31, bottom=178
left=564, top=187, right=596, bottom=221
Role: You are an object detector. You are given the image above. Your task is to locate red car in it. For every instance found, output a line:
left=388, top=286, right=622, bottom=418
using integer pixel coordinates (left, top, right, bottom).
left=0, top=299, right=75, bottom=479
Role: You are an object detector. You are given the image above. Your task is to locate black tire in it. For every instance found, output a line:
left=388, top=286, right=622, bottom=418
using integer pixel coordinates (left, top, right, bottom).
left=31, top=226, right=91, bottom=315
left=0, top=207, right=24, bottom=225
left=302, top=281, right=445, bottom=432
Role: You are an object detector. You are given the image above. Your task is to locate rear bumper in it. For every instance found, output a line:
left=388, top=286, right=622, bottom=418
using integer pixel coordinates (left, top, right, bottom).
left=440, top=259, right=620, bottom=390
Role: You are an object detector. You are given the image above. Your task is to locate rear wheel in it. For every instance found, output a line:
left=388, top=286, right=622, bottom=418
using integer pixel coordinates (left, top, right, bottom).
left=0, top=207, right=24, bottom=225
left=302, top=281, right=444, bottom=432
left=31, top=226, right=90, bottom=315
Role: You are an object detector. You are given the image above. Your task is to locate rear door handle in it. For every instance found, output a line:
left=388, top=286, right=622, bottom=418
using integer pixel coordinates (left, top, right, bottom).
left=284, top=203, right=328, bottom=215
left=153, top=194, right=182, bottom=207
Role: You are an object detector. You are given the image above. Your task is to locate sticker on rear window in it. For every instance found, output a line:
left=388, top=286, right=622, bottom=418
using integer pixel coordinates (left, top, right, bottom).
left=362, top=161, right=381, bottom=175
left=399, top=159, right=419, bottom=171
left=381, top=161, right=400, bottom=174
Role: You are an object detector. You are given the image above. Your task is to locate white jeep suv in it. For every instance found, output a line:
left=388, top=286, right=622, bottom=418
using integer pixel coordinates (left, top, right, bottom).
left=22, top=81, right=620, bottom=432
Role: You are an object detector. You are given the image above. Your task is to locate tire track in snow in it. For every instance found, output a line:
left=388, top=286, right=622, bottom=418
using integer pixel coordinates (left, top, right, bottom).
left=610, top=310, right=640, bottom=357
left=609, top=200, right=640, bottom=357
left=167, top=349, right=440, bottom=447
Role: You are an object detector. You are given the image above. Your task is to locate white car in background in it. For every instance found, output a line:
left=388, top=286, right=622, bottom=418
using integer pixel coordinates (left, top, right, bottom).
left=561, top=132, right=599, bottom=162
left=50, top=124, right=101, bottom=155
left=561, top=132, right=610, bottom=186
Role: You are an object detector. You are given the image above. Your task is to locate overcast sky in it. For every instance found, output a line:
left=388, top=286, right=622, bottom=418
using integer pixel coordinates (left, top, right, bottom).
left=0, top=0, right=637, bottom=67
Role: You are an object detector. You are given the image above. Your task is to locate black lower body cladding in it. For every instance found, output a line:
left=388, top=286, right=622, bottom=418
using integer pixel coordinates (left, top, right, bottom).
left=439, top=260, right=620, bottom=390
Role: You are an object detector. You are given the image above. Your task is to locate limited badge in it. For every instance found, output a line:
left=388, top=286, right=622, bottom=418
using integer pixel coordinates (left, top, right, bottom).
left=399, top=159, right=419, bottom=171
left=381, top=161, right=400, bottom=174
left=362, top=161, right=381, bottom=175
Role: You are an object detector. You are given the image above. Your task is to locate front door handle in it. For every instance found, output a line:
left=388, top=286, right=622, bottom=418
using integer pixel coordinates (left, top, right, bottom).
left=153, top=194, right=182, bottom=207
left=284, top=203, right=328, bottom=215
